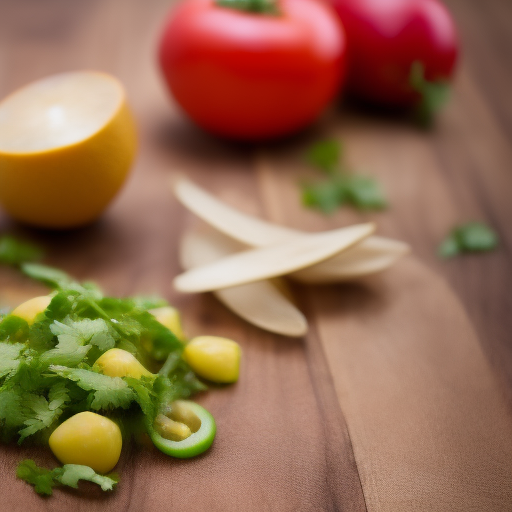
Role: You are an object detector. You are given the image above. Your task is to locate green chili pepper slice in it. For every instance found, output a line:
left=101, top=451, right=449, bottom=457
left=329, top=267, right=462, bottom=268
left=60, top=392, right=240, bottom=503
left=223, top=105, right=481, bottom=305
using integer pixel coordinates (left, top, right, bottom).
left=150, top=400, right=216, bottom=458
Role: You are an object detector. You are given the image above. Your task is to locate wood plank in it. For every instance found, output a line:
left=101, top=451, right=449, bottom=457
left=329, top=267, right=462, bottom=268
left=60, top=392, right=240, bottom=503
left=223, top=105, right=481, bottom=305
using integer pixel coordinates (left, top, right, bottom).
left=0, top=0, right=511, bottom=510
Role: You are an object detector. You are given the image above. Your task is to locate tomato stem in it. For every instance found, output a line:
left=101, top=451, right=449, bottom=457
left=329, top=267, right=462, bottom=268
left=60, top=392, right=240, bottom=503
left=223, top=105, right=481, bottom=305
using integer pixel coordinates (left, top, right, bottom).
left=215, top=0, right=280, bottom=16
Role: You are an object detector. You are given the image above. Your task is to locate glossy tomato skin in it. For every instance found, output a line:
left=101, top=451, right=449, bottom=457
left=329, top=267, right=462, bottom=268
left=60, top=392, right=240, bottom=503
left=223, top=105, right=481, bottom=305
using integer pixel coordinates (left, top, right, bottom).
left=158, top=0, right=346, bottom=140
left=328, top=0, right=458, bottom=106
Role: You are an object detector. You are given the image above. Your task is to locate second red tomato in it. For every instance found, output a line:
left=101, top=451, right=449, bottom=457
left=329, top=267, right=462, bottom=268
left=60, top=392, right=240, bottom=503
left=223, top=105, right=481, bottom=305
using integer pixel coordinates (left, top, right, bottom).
left=328, top=0, right=458, bottom=107
left=158, top=0, right=346, bottom=140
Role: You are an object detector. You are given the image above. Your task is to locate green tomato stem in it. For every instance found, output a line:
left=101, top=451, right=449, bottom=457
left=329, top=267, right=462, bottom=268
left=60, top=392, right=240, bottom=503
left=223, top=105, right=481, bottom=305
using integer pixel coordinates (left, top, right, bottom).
left=215, top=0, right=280, bottom=16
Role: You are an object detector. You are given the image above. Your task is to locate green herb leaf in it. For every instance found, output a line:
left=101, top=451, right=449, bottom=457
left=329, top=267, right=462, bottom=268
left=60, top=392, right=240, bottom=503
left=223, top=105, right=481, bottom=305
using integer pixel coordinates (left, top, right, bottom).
left=16, top=459, right=56, bottom=495
left=132, top=296, right=169, bottom=310
left=343, top=175, right=388, bottom=210
left=302, top=180, right=345, bottom=214
left=0, top=315, right=30, bottom=343
left=21, top=263, right=73, bottom=289
left=301, top=140, right=387, bottom=215
left=0, top=236, right=44, bottom=266
left=41, top=318, right=116, bottom=367
left=0, top=389, right=27, bottom=437
left=306, top=140, right=342, bottom=174
left=0, top=342, right=25, bottom=379
left=50, top=366, right=135, bottom=411
left=438, top=222, right=499, bottom=258
left=438, top=235, right=460, bottom=258
left=409, top=61, right=451, bottom=127
left=18, top=385, right=69, bottom=443
left=55, top=464, right=119, bottom=491
left=17, top=459, right=119, bottom=496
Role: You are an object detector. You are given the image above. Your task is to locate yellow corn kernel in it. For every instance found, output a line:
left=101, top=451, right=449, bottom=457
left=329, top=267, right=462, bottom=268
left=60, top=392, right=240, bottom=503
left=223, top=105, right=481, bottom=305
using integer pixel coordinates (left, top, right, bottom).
left=149, top=306, right=185, bottom=341
left=183, top=336, right=241, bottom=384
left=166, top=400, right=201, bottom=433
left=49, top=411, right=122, bottom=474
left=154, top=414, right=192, bottom=441
left=94, top=348, right=152, bottom=379
left=10, top=295, right=51, bottom=325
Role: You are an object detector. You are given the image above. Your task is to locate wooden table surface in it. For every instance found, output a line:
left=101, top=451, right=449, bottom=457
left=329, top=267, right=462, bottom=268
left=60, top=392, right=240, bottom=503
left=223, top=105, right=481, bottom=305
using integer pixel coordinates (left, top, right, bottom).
left=0, top=0, right=511, bottom=510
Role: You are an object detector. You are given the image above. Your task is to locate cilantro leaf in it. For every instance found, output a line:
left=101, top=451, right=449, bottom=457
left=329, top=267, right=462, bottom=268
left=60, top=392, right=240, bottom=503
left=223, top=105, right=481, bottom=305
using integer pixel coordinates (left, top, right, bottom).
left=343, top=175, right=387, bottom=210
left=301, top=140, right=388, bottom=215
left=0, top=315, right=30, bottom=343
left=0, top=389, right=27, bottom=439
left=0, top=236, right=44, bottom=266
left=409, top=61, right=451, bottom=127
left=124, top=376, right=157, bottom=426
left=50, top=366, right=135, bottom=411
left=55, top=464, right=119, bottom=491
left=40, top=320, right=92, bottom=366
left=21, top=263, right=73, bottom=289
left=17, top=460, right=119, bottom=496
left=302, top=181, right=345, bottom=214
left=18, top=386, right=69, bottom=443
left=301, top=175, right=387, bottom=214
left=439, top=222, right=499, bottom=258
left=438, top=235, right=460, bottom=259
left=41, top=318, right=116, bottom=367
left=0, top=342, right=24, bottom=379
left=132, top=296, right=169, bottom=310
left=306, top=140, right=342, bottom=174
left=16, top=459, right=56, bottom=495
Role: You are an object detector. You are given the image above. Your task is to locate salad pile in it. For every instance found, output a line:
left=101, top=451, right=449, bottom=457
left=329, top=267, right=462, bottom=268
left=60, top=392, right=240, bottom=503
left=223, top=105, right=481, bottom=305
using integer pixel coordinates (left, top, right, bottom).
left=0, top=258, right=237, bottom=496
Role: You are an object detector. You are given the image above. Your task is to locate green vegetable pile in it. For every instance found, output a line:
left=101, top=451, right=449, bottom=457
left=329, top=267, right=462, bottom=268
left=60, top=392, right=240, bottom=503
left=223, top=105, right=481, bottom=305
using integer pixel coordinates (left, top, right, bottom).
left=0, top=260, right=206, bottom=496
left=301, top=140, right=388, bottom=214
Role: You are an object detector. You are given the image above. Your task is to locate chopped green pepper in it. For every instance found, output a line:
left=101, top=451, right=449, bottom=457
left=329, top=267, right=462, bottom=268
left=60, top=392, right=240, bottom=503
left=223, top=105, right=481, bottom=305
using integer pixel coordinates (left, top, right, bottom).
left=150, top=400, right=216, bottom=458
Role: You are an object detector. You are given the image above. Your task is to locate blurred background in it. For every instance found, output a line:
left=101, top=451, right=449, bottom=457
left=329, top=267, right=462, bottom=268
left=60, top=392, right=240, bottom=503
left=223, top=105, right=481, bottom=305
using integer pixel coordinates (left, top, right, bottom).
left=0, top=0, right=511, bottom=394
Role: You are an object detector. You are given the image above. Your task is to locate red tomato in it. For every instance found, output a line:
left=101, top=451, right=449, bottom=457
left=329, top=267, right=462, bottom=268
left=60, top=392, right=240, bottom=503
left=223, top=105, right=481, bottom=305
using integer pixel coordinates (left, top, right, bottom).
left=328, top=0, right=458, bottom=106
left=158, top=0, right=346, bottom=140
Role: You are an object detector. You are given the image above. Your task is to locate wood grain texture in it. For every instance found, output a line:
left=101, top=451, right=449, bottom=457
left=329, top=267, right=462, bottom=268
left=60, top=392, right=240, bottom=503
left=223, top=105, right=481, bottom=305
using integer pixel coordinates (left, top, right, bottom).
left=0, top=0, right=511, bottom=510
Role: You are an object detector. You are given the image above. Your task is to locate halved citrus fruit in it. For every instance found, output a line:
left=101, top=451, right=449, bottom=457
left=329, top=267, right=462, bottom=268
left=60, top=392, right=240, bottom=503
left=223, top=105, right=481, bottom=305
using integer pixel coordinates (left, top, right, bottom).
left=0, top=71, right=137, bottom=229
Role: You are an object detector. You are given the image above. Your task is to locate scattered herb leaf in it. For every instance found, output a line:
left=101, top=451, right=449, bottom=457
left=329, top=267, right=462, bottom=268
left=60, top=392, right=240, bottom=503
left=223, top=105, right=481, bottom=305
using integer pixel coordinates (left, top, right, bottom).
left=409, top=61, right=451, bottom=128
left=301, top=141, right=387, bottom=214
left=21, top=263, right=73, bottom=288
left=342, top=175, right=387, bottom=210
left=0, top=236, right=44, bottom=267
left=306, top=139, right=342, bottom=174
left=438, top=222, right=499, bottom=258
left=302, top=180, right=344, bottom=214
left=16, top=459, right=118, bottom=496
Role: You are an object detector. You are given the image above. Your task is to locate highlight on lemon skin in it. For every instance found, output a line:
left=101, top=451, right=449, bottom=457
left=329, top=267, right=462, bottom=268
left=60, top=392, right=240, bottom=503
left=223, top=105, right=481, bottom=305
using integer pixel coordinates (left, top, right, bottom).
left=0, top=71, right=137, bottom=229
left=183, top=336, right=241, bottom=384
left=49, top=412, right=122, bottom=474
left=11, top=295, right=52, bottom=325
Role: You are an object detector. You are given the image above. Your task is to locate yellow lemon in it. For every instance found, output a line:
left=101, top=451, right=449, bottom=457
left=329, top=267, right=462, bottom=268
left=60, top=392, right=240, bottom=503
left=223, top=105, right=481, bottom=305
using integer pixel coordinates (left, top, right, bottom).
left=0, top=71, right=137, bottom=229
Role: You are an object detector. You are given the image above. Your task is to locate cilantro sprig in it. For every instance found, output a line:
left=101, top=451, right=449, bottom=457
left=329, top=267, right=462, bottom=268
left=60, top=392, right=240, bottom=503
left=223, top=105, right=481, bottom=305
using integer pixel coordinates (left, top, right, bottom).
left=0, top=236, right=44, bottom=267
left=438, top=222, right=499, bottom=258
left=409, top=61, right=451, bottom=128
left=16, top=459, right=118, bottom=496
left=301, top=140, right=387, bottom=214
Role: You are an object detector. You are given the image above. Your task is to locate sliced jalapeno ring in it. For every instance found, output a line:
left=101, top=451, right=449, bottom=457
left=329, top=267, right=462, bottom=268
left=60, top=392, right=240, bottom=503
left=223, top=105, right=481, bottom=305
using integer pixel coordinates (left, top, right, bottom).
left=150, top=400, right=216, bottom=458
